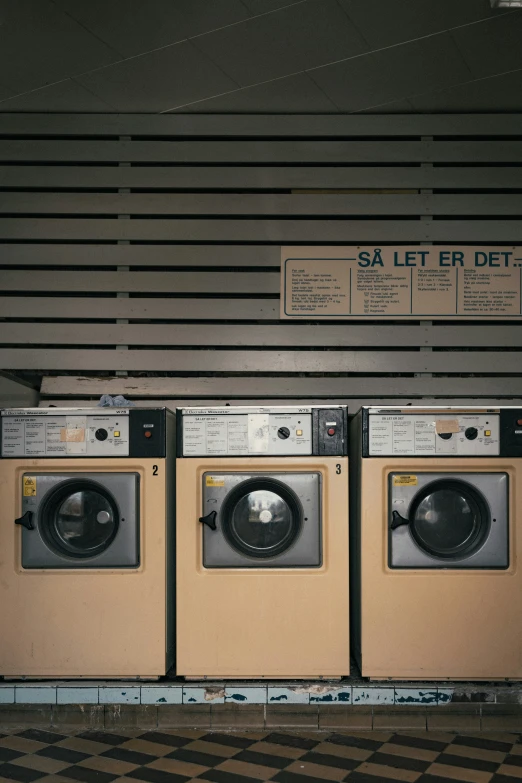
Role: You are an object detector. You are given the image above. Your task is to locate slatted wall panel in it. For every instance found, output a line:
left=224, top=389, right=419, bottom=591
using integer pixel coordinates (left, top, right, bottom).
left=0, top=113, right=521, bottom=408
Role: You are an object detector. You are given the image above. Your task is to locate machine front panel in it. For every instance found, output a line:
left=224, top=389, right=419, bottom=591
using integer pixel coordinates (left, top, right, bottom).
left=175, top=455, right=349, bottom=677
left=0, top=457, right=170, bottom=678
left=179, top=406, right=347, bottom=456
left=1, top=408, right=171, bottom=458
left=368, top=412, right=500, bottom=457
left=183, top=412, right=312, bottom=456
left=2, top=412, right=130, bottom=457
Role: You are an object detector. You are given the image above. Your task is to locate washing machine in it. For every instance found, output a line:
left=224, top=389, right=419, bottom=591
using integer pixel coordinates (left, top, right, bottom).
left=0, top=406, right=175, bottom=678
left=351, top=406, right=522, bottom=680
left=176, top=405, right=349, bottom=678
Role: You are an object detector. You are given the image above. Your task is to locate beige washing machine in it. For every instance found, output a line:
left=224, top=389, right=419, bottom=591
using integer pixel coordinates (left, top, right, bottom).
left=351, top=406, right=522, bottom=680
left=0, top=407, right=175, bottom=679
left=176, top=406, right=349, bottom=678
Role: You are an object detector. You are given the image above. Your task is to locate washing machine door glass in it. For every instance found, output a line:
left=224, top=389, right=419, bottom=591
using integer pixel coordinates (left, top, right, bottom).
left=408, top=479, right=490, bottom=559
left=41, top=481, right=119, bottom=558
left=221, top=478, right=302, bottom=559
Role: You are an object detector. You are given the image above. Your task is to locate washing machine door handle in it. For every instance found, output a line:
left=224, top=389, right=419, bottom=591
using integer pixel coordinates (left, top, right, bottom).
left=391, top=510, right=410, bottom=530
left=14, top=511, right=34, bottom=531
left=199, top=510, right=217, bottom=531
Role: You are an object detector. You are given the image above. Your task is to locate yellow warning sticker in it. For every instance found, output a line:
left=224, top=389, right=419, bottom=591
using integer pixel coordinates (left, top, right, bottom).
left=23, top=476, right=36, bottom=497
left=206, top=476, right=225, bottom=487
left=393, top=475, right=418, bottom=487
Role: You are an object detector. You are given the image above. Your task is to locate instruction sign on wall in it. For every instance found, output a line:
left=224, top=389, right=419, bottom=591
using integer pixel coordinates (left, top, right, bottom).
left=280, top=246, right=522, bottom=319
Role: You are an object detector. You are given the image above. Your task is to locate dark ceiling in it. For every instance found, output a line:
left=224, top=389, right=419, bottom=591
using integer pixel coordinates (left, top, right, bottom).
left=0, top=0, right=521, bottom=113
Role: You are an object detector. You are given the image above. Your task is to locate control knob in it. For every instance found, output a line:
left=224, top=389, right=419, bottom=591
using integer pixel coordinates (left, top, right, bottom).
left=95, top=428, right=108, bottom=441
left=277, top=427, right=290, bottom=440
left=438, top=432, right=453, bottom=440
left=465, top=427, right=478, bottom=440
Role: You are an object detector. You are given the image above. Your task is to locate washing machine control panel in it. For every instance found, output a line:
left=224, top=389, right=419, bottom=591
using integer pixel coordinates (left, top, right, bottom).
left=182, top=411, right=312, bottom=456
left=179, top=406, right=347, bottom=456
left=1, top=410, right=130, bottom=457
left=368, top=412, right=500, bottom=456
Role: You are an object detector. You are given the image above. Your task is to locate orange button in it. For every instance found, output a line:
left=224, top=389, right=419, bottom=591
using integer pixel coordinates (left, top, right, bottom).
left=144, top=431, right=152, bottom=438
left=517, top=419, right=522, bottom=426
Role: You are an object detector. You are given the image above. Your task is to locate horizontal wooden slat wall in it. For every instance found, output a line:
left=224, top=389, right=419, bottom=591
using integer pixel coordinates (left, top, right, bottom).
left=0, top=112, right=521, bottom=408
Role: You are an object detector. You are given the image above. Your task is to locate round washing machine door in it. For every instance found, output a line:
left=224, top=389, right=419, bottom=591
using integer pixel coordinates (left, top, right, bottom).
left=40, top=479, right=119, bottom=559
left=394, top=479, right=490, bottom=560
left=221, top=477, right=303, bottom=559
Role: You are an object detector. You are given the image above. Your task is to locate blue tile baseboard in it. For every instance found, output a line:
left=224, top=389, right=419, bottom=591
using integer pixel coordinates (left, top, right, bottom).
left=1, top=681, right=521, bottom=706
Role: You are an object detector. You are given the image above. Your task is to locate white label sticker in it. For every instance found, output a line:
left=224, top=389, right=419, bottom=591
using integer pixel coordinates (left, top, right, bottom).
left=206, top=418, right=227, bottom=455
left=392, top=418, right=415, bottom=455
left=1, top=418, right=26, bottom=456
left=414, top=419, right=436, bottom=453
left=183, top=418, right=208, bottom=455
left=248, top=414, right=270, bottom=454
left=64, top=416, right=87, bottom=454
left=227, top=418, right=249, bottom=453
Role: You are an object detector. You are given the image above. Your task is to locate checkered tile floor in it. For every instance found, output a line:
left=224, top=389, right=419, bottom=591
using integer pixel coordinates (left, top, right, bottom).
left=0, top=728, right=521, bottom=783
